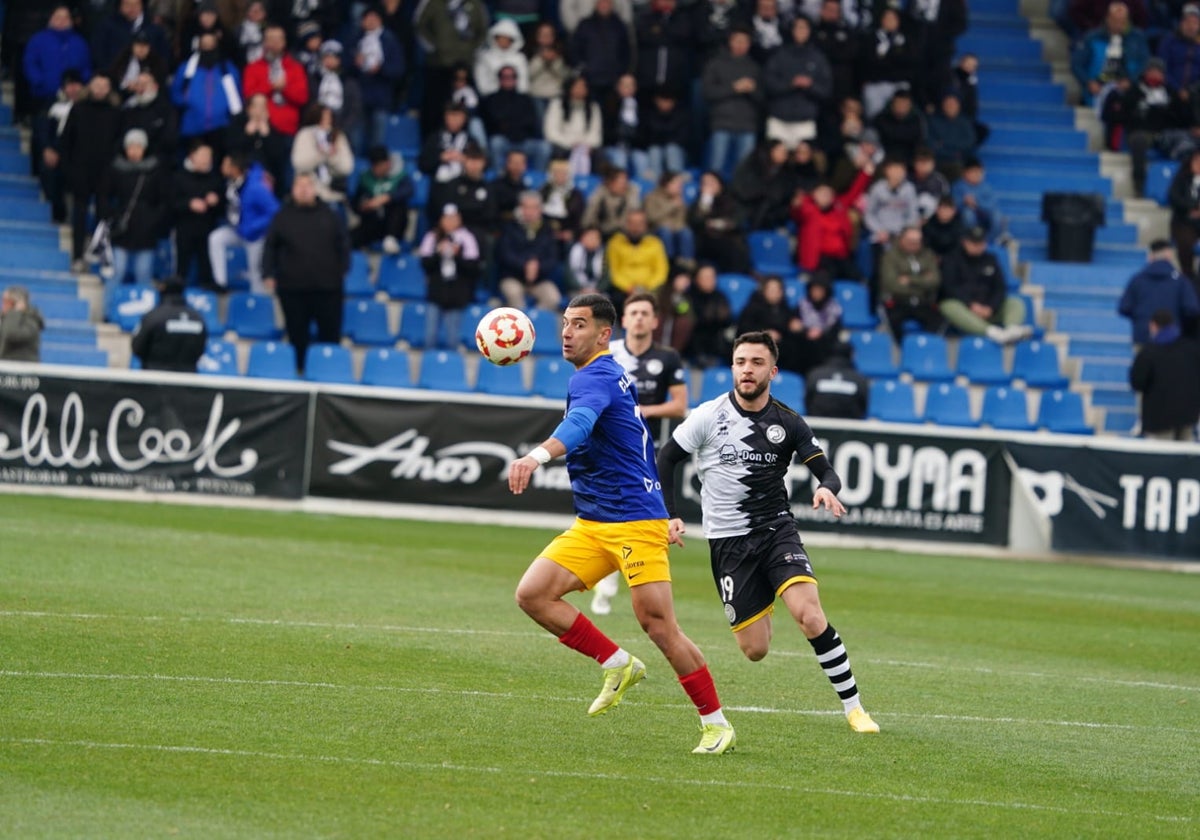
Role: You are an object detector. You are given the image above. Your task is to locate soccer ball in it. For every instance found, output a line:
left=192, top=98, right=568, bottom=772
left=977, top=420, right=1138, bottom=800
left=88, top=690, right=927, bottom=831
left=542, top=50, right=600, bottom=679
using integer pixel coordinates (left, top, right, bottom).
left=475, top=307, right=536, bottom=366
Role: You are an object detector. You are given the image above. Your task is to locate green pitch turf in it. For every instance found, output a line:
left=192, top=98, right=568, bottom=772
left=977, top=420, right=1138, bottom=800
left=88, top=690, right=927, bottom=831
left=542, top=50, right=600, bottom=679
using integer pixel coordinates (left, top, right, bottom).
left=1, top=494, right=1198, bottom=839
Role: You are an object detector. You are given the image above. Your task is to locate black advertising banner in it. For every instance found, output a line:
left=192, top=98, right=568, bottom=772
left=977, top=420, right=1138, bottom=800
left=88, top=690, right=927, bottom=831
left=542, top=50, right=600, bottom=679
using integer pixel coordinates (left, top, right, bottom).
left=310, top=392, right=575, bottom=512
left=0, top=371, right=307, bottom=498
left=1007, top=441, right=1200, bottom=559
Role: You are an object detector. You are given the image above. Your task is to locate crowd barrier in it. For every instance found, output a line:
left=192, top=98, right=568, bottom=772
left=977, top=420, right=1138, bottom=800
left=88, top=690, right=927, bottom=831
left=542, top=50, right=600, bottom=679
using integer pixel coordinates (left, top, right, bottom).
left=1, top=363, right=1197, bottom=562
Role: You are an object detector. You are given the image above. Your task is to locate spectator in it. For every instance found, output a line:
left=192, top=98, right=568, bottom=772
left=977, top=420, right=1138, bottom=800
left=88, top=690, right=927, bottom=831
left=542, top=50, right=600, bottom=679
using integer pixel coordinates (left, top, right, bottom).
left=481, top=65, right=551, bottom=174
left=873, top=90, right=924, bottom=166
left=792, top=155, right=873, bottom=277
left=109, top=30, right=168, bottom=100
left=1068, top=0, right=1149, bottom=40
left=208, top=151, right=280, bottom=294
left=805, top=341, right=869, bottom=419
left=1167, top=149, right=1200, bottom=279
left=689, top=170, right=752, bottom=273
left=940, top=226, right=1032, bottom=344
left=702, top=25, right=763, bottom=179
left=60, top=73, right=123, bottom=274
left=911, top=146, right=951, bottom=221
left=178, top=0, right=231, bottom=62
left=104, top=128, right=169, bottom=314
left=879, top=225, right=943, bottom=339
left=633, top=0, right=695, bottom=101
left=32, top=69, right=85, bottom=225
left=1118, top=239, right=1200, bottom=342
left=785, top=140, right=825, bottom=195
left=428, top=144, right=496, bottom=237
left=174, top=30, right=243, bottom=157
left=286, top=0, right=341, bottom=44
left=1105, top=58, right=1192, bottom=197
left=864, top=156, right=921, bottom=251
left=448, top=62, right=489, bottom=149
left=234, top=0, right=268, bottom=67
left=763, top=16, right=833, bottom=150
left=379, top=0, right=418, bottom=101
left=262, top=172, right=349, bottom=373
left=813, top=0, right=861, bottom=104
left=566, top=226, right=608, bottom=293
left=950, top=53, right=989, bottom=145
left=540, top=158, right=586, bottom=242
left=416, top=0, right=488, bottom=135
left=417, top=203, right=482, bottom=349
left=243, top=24, right=310, bottom=137
left=296, top=23, right=325, bottom=82
left=22, top=5, right=91, bottom=117
left=645, top=171, right=695, bottom=265
left=683, top=263, right=734, bottom=366
left=491, top=150, right=531, bottom=224
left=1071, top=1, right=1149, bottom=105
left=602, top=74, right=649, bottom=178
left=418, top=102, right=472, bottom=184
left=924, top=195, right=967, bottom=258
left=1130, top=309, right=1200, bottom=440
left=749, top=0, right=787, bottom=65
left=641, top=89, right=690, bottom=178
left=561, top=0, right=634, bottom=34
left=173, top=141, right=223, bottom=288
left=291, top=104, right=355, bottom=207
left=91, top=0, right=170, bottom=74
left=607, top=208, right=670, bottom=306
left=475, top=19, right=528, bottom=97
left=825, top=100, right=885, bottom=192
left=730, top=139, right=794, bottom=231
left=130, top=278, right=208, bottom=372
left=794, top=271, right=844, bottom=373
left=544, top=75, right=604, bottom=176
left=121, top=71, right=177, bottom=160
left=528, top=22, right=569, bottom=119
left=952, top=158, right=1006, bottom=239
left=352, top=146, right=413, bottom=253
left=353, top=5, right=406, bottom=153
left=581, top=164, right=641, bottom=238
left=224, top=92, right=288, bottom=197
left=497, top=191, right=562, bottom=310
left=312, top=41, right=364, bottom=146
left=926, top=92, right=978, bottom=180
left=858, top=7, right=917, bottom=120
left=1158, top=4, right=1200, bottom=91
left=0, top=286, right=44, bottom=362
left=569, top=0, right=632, bottom=108
left=908, top=0, right=967, bottom=109
left=736, top=275, right=802, bottom=368
left=696, top=0, right=747, bottom=58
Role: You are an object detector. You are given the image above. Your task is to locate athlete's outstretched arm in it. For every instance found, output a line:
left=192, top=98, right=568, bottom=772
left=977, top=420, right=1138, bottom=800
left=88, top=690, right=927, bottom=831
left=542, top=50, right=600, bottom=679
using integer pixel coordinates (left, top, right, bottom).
left=803, top=453, right=846, bottom=517
left=507, top=406, right=600, bottom=494
left=657, top=437, right=691, bottom=546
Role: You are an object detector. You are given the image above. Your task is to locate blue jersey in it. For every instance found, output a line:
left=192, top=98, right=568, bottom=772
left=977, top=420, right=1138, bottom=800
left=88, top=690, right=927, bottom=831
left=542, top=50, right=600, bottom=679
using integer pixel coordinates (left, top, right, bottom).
left=565, top=351, right=669, bottom=523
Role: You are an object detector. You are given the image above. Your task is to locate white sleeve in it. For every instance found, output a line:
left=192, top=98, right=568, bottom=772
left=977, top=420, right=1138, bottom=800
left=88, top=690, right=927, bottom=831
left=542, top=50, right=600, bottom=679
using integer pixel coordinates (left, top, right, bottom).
left=671, top=399, right=714, bottom=454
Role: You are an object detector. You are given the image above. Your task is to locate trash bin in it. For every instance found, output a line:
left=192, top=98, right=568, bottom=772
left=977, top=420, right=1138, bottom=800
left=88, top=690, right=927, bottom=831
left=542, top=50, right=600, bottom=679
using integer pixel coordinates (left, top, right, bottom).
left=1041, top=192, right=1106, bottom=263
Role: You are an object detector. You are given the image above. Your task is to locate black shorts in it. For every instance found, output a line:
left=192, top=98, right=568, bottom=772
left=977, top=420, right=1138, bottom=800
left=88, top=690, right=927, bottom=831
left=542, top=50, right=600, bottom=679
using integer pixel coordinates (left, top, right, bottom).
left=708, top=525, right=817, bottom=631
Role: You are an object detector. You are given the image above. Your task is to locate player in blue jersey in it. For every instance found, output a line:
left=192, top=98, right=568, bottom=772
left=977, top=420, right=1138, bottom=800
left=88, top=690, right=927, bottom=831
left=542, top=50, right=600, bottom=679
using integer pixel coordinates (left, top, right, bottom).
left=508, top=293, right=736, bottom=755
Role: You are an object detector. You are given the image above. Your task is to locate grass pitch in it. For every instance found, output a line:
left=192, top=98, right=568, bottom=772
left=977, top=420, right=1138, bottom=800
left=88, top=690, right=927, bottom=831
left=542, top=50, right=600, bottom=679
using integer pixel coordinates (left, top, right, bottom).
left=1, top=493, right=1198, bottom=839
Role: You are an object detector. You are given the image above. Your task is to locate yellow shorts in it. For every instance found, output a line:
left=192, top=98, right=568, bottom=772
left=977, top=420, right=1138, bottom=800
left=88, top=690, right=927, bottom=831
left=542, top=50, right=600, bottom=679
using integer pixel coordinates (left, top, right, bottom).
left=540, top=518, right=672, bottom=591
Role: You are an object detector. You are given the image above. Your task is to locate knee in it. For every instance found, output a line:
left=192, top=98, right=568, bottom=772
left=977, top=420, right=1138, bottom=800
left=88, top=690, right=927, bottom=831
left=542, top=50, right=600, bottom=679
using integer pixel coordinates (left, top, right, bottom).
left=514, top=582, right=541, bottom=617
left=740, top=641, right=769, bottom=662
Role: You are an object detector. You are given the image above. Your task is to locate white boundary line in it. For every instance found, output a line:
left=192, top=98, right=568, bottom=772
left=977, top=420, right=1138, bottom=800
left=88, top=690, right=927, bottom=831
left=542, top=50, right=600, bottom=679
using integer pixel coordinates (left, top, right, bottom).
left=0, top=737, right=1192, bottom=824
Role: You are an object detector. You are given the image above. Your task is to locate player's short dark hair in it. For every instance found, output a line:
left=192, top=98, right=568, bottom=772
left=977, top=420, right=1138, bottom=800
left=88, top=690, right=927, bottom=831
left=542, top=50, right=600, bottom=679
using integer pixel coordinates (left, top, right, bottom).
left=733, top=330, right=779, bottom=362
left=623, top=291, right=659, bottom=316
left=567, top=293, right=617, bottom=327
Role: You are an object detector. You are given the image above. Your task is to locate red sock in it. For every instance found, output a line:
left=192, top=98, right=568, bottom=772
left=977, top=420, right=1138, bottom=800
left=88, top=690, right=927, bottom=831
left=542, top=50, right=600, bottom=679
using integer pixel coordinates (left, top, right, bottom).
left=558, top=613, right=619, bottom=665
left=679, top=665, right=722, bottom=715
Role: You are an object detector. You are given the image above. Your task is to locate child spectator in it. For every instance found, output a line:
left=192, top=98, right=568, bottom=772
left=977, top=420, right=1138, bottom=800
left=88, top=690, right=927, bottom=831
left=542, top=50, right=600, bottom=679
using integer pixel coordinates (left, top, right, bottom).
left=353, top=146, right=414, bottom=254
left=418, top=203, right=482, bottom=349
left=952, top=158, right=1006, bottom=240
left=794, top=271, right=844, bottom=373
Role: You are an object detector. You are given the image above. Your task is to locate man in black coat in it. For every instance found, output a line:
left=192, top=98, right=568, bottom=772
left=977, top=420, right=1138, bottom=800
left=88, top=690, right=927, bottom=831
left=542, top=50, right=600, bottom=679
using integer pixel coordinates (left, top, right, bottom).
left=173, top=141, right=224, bottom=288
left=60, top=73, right=123, bottom=271
left=131, top=278, right=209, bottom=372
left=1130, top=310, right=1200, bottom=441
left=91, top=0, right=172, bottom=74
left=120, top=71, right=178, bottom=161
left=262, top=172, right=350, bottom=373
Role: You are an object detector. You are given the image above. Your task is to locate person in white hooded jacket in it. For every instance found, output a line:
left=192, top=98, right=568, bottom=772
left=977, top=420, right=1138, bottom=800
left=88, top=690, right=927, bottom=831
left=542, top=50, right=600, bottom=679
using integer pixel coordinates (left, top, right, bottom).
left=474, top=19, right=529, bottom=97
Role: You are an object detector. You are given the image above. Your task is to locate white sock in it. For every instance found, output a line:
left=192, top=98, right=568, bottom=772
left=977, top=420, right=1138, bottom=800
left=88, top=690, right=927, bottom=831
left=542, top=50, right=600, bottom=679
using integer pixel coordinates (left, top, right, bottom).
left=700, top=709, right=728, bottom=726
left=595, top=572, right=620, bottom=598
left=600, top=649, right=630, bottom=670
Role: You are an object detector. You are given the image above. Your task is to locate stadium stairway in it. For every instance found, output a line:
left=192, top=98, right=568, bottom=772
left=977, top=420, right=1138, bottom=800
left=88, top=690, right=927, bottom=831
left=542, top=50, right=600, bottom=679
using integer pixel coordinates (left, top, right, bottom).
left=965, top=0, right=1161, bottom=434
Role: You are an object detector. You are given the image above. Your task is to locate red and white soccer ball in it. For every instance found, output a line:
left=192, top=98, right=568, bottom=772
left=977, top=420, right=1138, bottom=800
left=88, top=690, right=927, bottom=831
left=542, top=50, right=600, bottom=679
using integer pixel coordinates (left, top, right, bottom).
left=475, top=306, right=536, bottom=366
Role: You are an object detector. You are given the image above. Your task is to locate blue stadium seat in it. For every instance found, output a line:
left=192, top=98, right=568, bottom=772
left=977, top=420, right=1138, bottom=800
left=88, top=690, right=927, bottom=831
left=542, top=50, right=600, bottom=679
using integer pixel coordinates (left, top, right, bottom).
left=533, top=357, right=573, bottom=399
left=980, top=386, right=1035, bottom=431
left=360, top=348, right=413, bottom=387
left=378, top=255, right=426, bottom=299
left=344, top=299, right=395, bottom=346
left=528, top=308, right=563, bottom=355
left=956, top=336, right=1011, bottom=385
left=40, top=345, right=109, bottom=367
left=574, top=174, right=602, bottom=196
left=923, top=382, right=976, bottom=427
left=107, top=284, right=158, bottom=331
left=773, top=370, right=805, bottom=410
left=344, top=251, right=374, bottom=297
left=398, top=301, right=431, bottom=347
left=868, top=379, right=919, bottom=423
left=411, top=172, right=430, bottom=209
left=417, top=349, right=470, bottom=391
left=1037, top=389, right=1093, bottom=434
left=900, top=333, right=954, bottom=382
left=304, top=343, right=355, bottom=384
left=36, top=296, right=90, bottom=321
left=1012, top=340, right=1069, bottom=388
left=748, top=231, right=794, bottom=275
left=475, top=360, right=531, bottom=396
left=226, top=293, right=280, bottom=340
left=849, top=330, right=899, bottom=378
left=696, top=366, right=733, bottom=405
left=245, top=341, right=297, bottom=380
left=1146, top=160, right=1179, bottom=205
left=716, top=273, right=755, bottom=317
left=384, top=114, right=421, bottom=158
left=222, top=246, right=251, bottom=292
left=458, top=303, right=490, bottom=348
left=197, top=338, right=238, bottom=376
left=834, top=281, right=877, bottom=329
left=184, top=289, right=223, bottom=334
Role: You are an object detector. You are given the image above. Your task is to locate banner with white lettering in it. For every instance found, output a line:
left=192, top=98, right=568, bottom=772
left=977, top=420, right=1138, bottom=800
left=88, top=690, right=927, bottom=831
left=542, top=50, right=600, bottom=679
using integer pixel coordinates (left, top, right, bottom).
left=0, top=372, right=307, bottom=498
left=1007, top=441, right=1200, bottom=558
left=309, top=392, right=575, bottom=512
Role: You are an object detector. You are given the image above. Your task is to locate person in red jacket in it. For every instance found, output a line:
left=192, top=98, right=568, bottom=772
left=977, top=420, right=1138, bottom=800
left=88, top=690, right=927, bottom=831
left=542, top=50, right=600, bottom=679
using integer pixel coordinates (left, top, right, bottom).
left=792, top=153, right=873, bottom=280
left=242, top=23, right=309, bottom=137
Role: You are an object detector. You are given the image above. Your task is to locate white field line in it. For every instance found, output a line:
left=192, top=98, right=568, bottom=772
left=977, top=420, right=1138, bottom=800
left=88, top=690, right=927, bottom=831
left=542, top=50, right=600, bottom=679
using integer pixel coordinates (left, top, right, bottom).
left=2, top=670, right=1197, bottom=735
left=4, top=608, right=1200, bottom=695
left=0, top=736, right=1193, bottom=824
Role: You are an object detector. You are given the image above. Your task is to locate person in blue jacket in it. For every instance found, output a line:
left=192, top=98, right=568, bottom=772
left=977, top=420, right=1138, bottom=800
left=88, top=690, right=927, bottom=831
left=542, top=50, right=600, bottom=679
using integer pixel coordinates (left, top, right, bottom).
left=173, top=30, right=243, bottom=155
left=22, top=5, right=91, bottom=112
left=1071, top=1, right=1150, bottom=105
left=207, top=152, right=280, bottom=294
left=1119, top=239, right=1200, bottom=342
left=352, top=5, right=406, bottom=153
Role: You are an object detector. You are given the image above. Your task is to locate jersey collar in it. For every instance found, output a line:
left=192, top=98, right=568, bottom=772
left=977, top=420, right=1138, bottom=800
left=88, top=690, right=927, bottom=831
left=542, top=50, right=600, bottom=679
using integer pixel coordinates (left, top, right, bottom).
left=581, top=349, right=611, bottom=369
